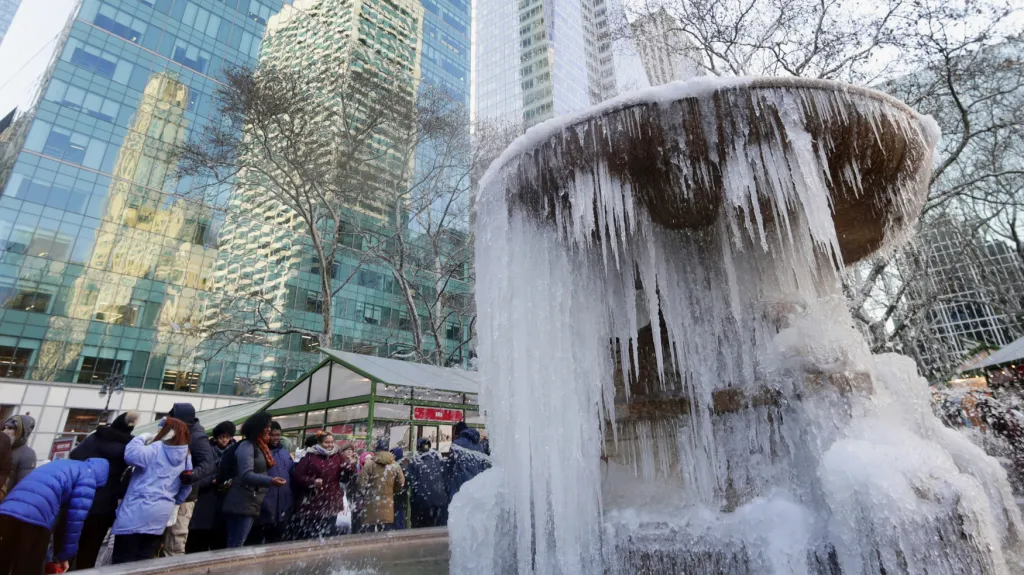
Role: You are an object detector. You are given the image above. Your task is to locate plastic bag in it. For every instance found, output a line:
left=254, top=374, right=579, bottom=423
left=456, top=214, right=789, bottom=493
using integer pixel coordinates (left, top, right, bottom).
left=167, top=504, right=179, bottom=527
left=335, top=495, right=352, bottom=534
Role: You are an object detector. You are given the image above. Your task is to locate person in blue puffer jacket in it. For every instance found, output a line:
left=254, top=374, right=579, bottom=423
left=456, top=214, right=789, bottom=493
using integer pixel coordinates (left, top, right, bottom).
left=0, top=457, right=110, bottom=574
left=111, top=417, right=193, bottom=565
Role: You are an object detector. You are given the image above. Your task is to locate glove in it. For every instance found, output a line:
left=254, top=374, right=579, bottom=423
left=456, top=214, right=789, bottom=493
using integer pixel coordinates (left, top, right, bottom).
left=179, top=469, right=195, bottom=485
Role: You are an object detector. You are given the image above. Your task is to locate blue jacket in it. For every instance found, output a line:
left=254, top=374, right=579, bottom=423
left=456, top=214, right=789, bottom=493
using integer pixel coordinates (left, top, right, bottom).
left=112, top=436, right=192, bottom=536
left=447, top=429, right=491, bottom=501
left=0, top=458, right=109, bottom=561
left=257, top=443, right=294, bottom=526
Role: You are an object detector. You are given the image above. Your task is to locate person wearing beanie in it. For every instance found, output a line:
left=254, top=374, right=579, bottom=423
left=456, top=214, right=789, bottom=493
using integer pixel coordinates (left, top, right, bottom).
left=68, top=411, right=138, bottom=568
left=289, top=431, right=356, bottom=540
left=0, top=457, right=109, bottom=574
left=2, top=415, right=36, bottom=494
left=356, top=439, right=405, bottom=533
left=186, top=420, right=236, bottom=553
left=111, top=418, right=193, bottom=564
left=161, top=403, right=215, bottom=556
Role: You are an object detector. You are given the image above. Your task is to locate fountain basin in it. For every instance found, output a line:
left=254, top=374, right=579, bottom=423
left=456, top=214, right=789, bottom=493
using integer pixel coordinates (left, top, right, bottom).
left=74, top=528, right=449, bottom=575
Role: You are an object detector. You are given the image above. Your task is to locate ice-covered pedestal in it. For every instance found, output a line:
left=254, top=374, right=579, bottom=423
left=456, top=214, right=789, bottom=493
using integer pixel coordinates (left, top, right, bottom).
left=455, top=77, right=1024, bottom=574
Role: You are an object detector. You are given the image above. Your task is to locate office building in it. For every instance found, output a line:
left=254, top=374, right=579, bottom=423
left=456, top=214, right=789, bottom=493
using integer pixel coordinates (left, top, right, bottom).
left=0, top=0, right=20, bottom=47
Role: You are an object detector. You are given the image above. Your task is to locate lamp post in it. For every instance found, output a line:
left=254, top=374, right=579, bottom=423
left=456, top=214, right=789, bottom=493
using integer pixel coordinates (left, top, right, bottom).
left=97, top=373, right=125, bottom=427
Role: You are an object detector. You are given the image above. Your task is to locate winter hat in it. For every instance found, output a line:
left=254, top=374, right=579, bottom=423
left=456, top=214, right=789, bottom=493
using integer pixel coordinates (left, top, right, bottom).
left=168, top=403, right=197, bottom=425
left=417, top=438, right=431, bottom=452
left=390, top=447, right=404, bottom=462
left=212, top=421, right=237, bottom=438
left=110, top=412, right=138, bottom=433
left=454, top=421, right=468, bottom=435
left=339, top=441, right=355, bottom=452
left=374, top=439, right=389, bottom=452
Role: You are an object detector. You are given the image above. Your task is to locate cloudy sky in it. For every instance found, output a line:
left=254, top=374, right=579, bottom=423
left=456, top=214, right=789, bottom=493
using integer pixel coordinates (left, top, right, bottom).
left=0, top=0, right=77, bottom=116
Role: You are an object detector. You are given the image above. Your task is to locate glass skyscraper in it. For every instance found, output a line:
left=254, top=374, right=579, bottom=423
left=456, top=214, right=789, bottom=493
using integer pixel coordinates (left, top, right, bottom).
left=0, top=0, right=21, bottom=47
left=472, top=0, right=655, bottom=128
left=0, top=0, right=473, bottom=399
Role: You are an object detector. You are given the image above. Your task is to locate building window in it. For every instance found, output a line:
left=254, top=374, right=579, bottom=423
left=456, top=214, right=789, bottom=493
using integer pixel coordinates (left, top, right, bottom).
left=162, top=370, right=200, bottom=392
left=64, top=408, right=104, bottom=434
left=77, top=356, right=126, bottom=384
left=0, top=344, right=35, bottom=378
left=2, top=289, right=52, bottom=313
left=172, top=39, right=211, bottom=74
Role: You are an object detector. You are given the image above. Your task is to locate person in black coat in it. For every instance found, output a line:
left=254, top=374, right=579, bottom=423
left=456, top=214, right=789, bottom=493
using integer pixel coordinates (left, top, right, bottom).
left=162, top=403, right=216, bottom=556
left=407, top=438, right=448, bottom=528
left=186, top=421, right=235, bottom=554
left=68, top=411, right=137, bottom=569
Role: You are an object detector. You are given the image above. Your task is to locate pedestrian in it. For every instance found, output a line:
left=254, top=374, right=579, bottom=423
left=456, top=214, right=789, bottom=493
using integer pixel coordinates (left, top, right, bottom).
left=0, top=457, right=109, bottom=575
left=221, top=413, right=285, bottom=548
left=0, top=431, right=11, bottom=503
left=447, top=422, right=490, bottom=501
left=390, top=447, right=407, bottom=530
left=295, top=433, right=320, bottom=461
left=160, top=403, right=215, bottom=556
left=407, top=438, right=448, bottom=528
left=247, top=421, right=294, bottom=545
left=3, top=415, right=36, bottom=494
left=67, top=411, right=138, bottom=569
left=356, top=440, right=405, bottom=533
left=186, top=421, right=235, bottom=554
left=111, top=417, right=193, bottom=565
left=290, top=432, right=356, bottom=540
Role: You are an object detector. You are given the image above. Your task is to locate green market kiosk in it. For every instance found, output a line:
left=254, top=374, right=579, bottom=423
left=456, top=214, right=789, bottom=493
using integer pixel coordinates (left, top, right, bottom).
left=263, top=348, right=484, bottom=453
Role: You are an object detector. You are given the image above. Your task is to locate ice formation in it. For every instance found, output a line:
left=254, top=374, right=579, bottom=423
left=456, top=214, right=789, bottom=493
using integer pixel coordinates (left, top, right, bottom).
left=454, top=77, right=1024, bottom=574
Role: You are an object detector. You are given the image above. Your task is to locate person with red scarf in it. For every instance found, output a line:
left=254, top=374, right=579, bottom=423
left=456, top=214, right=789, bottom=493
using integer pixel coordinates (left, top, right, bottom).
left=221, top=413, right=285, bottom=548
left=290, top=432, right=357, bottom=539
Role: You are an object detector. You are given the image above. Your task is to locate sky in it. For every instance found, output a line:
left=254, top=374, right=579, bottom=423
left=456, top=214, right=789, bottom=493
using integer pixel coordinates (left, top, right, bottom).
left=0, top=0, right=77, bottom=117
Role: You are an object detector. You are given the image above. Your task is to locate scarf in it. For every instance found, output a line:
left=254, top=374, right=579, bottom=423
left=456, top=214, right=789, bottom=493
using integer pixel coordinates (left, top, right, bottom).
left=256, top=437, right=276, bottom=469
left=315, top=444, right=338, bottom=457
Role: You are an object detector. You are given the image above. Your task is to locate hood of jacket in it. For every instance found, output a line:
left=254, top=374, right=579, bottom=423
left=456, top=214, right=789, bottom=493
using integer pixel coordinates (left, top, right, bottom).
left=168, top=403, right=197, bottom=425
left=4, top=415, right=34, bottom=448
left=84, top=458, right=110, bottom=487
left=94, top=425, right=133, bottom=446
left=373, top=451, right=396, bottom=466
left=157, top=441, right=191, bottom=467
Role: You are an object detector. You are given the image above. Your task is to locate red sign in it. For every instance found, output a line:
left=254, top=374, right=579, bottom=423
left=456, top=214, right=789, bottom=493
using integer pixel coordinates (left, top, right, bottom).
left=413, top=407, right=463, bottom=423
left=49, top=437, right=76, bottom=461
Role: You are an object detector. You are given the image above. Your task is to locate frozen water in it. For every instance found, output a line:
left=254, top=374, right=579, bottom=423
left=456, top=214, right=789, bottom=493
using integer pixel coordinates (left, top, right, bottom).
left=455, top=77, right=1024, bottom=574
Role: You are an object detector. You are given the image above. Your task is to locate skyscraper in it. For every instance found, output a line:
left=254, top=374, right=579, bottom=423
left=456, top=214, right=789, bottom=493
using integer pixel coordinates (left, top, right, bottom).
left=0, top=0, right=290, bottom=393
left=0, top=0, right=21, bottom=47
left=471, top=0, right=688, bottom=129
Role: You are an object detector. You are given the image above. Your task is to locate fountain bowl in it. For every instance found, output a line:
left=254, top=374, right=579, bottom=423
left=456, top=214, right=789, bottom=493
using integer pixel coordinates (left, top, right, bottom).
left=493, top=76, right=936, bottom=264
left=74, top=528, right=449, bottom=575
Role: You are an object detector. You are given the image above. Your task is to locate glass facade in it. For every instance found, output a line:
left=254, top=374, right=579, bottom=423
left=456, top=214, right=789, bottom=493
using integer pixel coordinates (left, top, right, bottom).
left=471, top=0, right=651, bottom=128
left=0, top=0, right=20, bottom=47
left=0, top=0, right=474, bottom=399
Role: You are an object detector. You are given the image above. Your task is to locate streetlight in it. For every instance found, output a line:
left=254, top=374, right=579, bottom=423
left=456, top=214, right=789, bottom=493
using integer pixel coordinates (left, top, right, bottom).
left=97, top=373, right=125, bottom=427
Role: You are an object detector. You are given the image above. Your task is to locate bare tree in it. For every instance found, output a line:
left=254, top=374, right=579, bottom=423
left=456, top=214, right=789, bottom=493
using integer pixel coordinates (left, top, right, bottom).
left=619, top=0, right=1024, bottom=377
left=178, top=57, right=476, bottom=367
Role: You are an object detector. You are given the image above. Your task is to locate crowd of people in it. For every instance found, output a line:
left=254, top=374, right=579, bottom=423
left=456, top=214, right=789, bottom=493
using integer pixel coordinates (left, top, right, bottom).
left=0, top=405, right=490, bottom=573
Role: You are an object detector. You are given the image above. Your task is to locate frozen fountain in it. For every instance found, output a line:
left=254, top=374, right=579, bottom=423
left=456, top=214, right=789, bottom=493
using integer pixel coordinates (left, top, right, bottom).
left=454, top=77, right=1024, bottom=574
